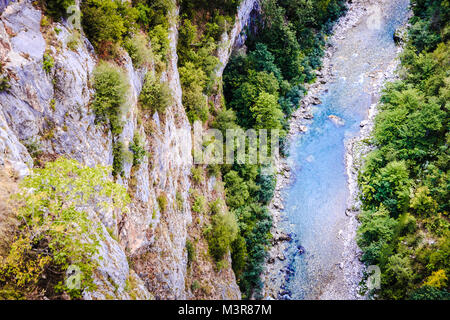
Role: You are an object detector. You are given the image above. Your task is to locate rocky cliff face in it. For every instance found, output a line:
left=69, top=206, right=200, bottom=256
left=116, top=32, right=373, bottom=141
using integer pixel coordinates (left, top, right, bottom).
left=0, top=0, right=258, bottom=300
left=216, top=0, right=260, bottom=78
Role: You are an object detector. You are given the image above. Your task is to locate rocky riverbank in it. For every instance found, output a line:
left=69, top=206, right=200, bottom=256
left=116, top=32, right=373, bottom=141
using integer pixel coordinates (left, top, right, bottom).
left=262, top=0, right=411, bottom=300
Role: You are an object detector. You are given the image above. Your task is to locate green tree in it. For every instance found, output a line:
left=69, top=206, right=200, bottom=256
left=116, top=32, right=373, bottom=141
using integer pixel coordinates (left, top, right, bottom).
left=206, top=210, right=238, bottom=261
left=382, top=254, right=414, bottom=299
left=360, top=160, right=411, bottom=216
left=251, top=92, right=284, bottom=131
left=81, top=0, right=138, bottom=54
left=357, top=206, right=398, bottom=264
left=410, top=285, right=450, bottom=300
left=123, top=33, right=153, bottom=68
left=0, top=158, right=130, bottom=299
left=92, top=61, right=129, bottom=136
left=139, top=73, right=173, bottom=114
left=231, top=235, right=247, bottom=278
left=410, top=186, right=439, bottom=217
left=43, top=0, right=75, bottom=20
left=224, top=170, right=250, bottom=209
left=179, top=62, right=209, bottom=122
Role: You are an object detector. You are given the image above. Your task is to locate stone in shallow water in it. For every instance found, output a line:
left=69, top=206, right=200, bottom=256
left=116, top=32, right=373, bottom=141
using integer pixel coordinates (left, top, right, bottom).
left=297, top=245, right=305, bottom=255
left=328, top=114, right=345, bottom=126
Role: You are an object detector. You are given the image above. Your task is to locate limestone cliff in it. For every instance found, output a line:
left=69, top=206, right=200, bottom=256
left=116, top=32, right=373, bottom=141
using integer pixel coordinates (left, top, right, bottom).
left=0, top=0, right=259, bottom=300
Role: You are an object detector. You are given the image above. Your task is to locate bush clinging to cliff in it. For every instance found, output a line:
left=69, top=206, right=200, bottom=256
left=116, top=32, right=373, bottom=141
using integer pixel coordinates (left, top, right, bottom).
left=139, top=73, right=173, bottom=114
left=41, top=0, right=75, bottom=20
left=92, top=61, right=129, bottom=135
left=81, top=0, right=138, bottom=54
left=205, top=210, right=238, bottom=262
left=0, top=158, right=130, bottom=299
left=123, top=33, right=153, bottom=68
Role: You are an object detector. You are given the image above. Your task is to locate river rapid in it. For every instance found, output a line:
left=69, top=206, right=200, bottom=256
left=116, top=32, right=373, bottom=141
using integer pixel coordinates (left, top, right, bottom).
left=262, top=0, right=411, bottom=300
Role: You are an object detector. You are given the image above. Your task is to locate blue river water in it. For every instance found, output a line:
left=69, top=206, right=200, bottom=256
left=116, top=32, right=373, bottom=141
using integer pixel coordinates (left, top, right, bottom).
left=279, top=0, right=411, bottom=299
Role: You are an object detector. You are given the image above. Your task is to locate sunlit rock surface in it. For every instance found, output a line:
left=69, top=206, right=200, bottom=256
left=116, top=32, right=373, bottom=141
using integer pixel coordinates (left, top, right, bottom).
left=0, top=0, right=253, bottom=299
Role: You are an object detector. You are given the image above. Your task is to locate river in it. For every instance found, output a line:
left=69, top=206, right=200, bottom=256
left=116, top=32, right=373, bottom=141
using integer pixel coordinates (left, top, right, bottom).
left=264, top=0, right=411, bottom=300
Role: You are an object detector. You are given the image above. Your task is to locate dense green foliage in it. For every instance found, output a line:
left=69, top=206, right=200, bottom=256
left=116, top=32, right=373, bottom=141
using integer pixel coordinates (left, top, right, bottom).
left=92, top=61, right=129, bottom=136
left=218, top=0, right=346, bottom=298
left=247, top=0, right=347, bottom=82
left=81, top=0, right=139, bottom=56
left=204, top=199, right=239, bottom=262
left=186, top=240, right=196, bottom=266
left=139, top=73, right=173, bottom=114
left=177, top=21, right=219, bottom=122
left=224, top=46, right=290, bottom=130
left=179, top=0, right=239, bottom=18
left=41, top=0, right=75, bottom=20
left=129, top=133, right=147, bottom=166
left=178, top=60, right=210, bottom=122
left=133, top=0, right=173, bottom=69
left=133, top=0, right=173, bottom=30
left=43, top=53, right=54, bottom=74
left=205, top=209, right=239, bottom=262
left=177, top=0, right=239, bottom=122
left=81, top=0, right=171, bottom=66
left=123, top=33, right=153, bottom=68
left=0, top=158, right=130, bottom=299
left=112, top=141, right=125, bottom=178
left=357, top=0, right=449, bottom=300
left=177, top=0, right=345, bottom=298
left=91, top=61, right=130, bottom=179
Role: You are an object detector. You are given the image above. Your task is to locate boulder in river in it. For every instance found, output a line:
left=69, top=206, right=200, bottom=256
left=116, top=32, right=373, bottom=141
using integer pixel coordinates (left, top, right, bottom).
left=297, top=245, right=306, bottom=255
left=328, top=115, right=345, bottom=126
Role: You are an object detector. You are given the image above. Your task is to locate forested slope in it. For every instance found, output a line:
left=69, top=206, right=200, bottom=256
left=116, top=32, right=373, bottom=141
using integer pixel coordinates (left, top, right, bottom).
left=0, top=0, right=348, bottom=300
left=357, top=0, right=449, bottom=300
left=1, top=0, right=446, bottom=301
left=176, top=0, right=347, bottom=298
